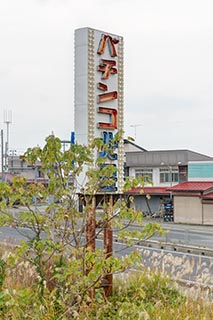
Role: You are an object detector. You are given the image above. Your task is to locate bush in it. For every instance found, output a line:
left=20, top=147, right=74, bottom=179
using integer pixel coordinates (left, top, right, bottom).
left=0, top=252, right=213, bottom=320
left=80, top=271, right=213, bottom=320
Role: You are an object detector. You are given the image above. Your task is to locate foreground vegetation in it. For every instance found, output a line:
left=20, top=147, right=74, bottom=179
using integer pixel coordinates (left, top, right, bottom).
left=0, top=248, right=213, bottom=320
left=0, top=135, right=212, bottom=319
left=0, top=135, right=160, bottom=318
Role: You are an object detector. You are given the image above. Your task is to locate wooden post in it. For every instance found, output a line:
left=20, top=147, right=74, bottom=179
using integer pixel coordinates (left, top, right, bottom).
left=103, top=194, right=113, bottom=297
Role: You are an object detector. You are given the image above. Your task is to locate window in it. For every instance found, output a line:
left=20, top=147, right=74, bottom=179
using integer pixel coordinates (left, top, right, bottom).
left=160, top=168, right=178, bottom=183
left=135, top=168, right=153, bottom=182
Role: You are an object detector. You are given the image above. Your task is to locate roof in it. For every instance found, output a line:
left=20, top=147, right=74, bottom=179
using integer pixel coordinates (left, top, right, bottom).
left=168, top=181, right=213, bottom=192
left=126, top=187, right=170, bottom=195
left=126, top=149, right=213, bottom=167
left=124, top=139, right=147, bottom=152
left=202, top=193, right=213, bottom=199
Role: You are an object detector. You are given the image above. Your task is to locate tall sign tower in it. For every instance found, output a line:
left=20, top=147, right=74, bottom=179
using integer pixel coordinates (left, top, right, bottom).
left=74, top=27, right=124, bottom=193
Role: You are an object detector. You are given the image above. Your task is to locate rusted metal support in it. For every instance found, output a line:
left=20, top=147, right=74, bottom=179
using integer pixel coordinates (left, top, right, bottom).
left=85, top=195, right=96, bottom=300
left=103, top=194, right=113, bottom=297
left=83, top=193, right=122, bottom=299
left=86, top=196, right=96, bottom=252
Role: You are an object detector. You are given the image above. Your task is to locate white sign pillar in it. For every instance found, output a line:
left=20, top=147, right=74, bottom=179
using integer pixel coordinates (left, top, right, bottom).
left=74, top=27, right=124, bottom=193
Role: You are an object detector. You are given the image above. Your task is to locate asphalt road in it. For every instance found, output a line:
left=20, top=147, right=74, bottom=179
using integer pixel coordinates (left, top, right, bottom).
left=4, top=205, right=213, bottom=246
left=1, top=221, right=213, bottom=250
left=1, top=224, right=213, bottom=288
left=2, top=205, right=213, bottom=250
left=128, top=219, right=213, bottom=249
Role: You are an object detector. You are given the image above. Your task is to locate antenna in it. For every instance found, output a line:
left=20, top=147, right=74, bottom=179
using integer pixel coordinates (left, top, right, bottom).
left=130, top=124, right=142, bottom=140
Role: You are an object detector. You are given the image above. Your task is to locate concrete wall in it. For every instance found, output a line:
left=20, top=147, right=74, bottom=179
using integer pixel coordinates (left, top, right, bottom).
left=174, top=196, right=202, bottom=224
left=203, top=204, right=213, bottom=225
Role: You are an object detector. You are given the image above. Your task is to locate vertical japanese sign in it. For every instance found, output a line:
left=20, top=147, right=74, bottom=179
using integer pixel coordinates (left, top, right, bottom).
left=74, top=28, right=124, bottom=193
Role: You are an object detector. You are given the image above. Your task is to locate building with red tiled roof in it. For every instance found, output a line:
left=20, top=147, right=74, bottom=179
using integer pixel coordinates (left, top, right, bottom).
left=127, top=187, right=170, bottom=196
left=202, top=193, right=213, bottom=200
left=125, top=149, right=213, bottom=216
left=168, top=181, right=213, bottom=225
left=168, top=181, right=213, bottom=192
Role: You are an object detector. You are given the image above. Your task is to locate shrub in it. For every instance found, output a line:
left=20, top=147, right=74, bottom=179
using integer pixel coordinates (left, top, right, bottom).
left=79, top=271, right=213, bottom=320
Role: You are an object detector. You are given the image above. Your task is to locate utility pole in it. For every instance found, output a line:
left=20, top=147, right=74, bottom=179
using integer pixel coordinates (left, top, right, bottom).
left=4, top=110, right=12, bottom=172
left=1, top=129, right=4, bottom=181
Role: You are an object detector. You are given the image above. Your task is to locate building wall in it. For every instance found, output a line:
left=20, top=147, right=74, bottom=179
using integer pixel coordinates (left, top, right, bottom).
left=7, top=156, right=47, bottom=182
left=174, top=196, right=202, bottom=224
left=132, top=194, right=166, bottom=214
left=203, top=204, right=213, bottom=225
left=188, top=161, right=213, bottom=181
left=152, top=168, right=159, bottom=186
left=129, top=167, right=177, bottom=187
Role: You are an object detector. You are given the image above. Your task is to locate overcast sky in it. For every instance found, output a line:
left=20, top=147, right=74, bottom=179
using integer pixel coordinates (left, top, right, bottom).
left=1, top=0, right=213, bottom=155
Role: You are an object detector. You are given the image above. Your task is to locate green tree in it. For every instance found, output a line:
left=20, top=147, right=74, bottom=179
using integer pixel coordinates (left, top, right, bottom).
left=0, top=135, right=162, bottom=319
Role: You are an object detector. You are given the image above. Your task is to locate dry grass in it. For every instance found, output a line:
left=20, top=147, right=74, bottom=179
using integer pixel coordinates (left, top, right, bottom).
left=1, top=243, right=213, bottom=319
left=140, top=247, right=213, bottom=300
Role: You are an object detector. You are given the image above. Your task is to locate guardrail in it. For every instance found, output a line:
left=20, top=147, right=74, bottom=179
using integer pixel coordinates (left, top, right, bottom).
left=113, top=237, right=213, bottom=257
